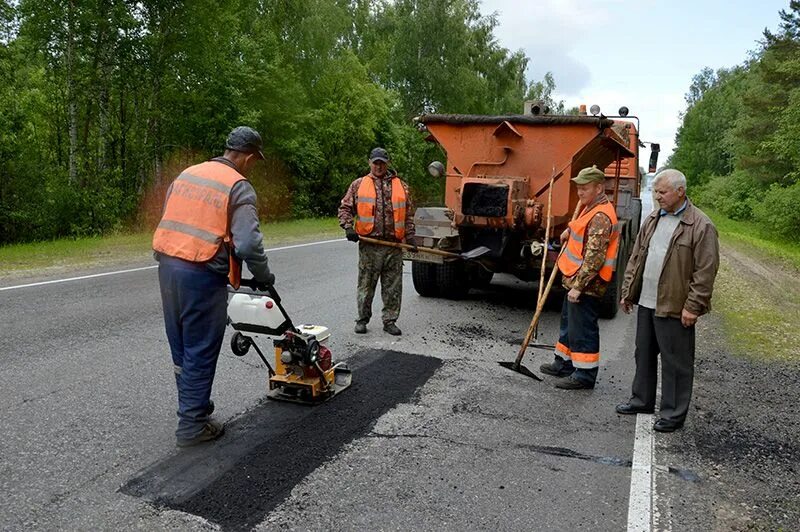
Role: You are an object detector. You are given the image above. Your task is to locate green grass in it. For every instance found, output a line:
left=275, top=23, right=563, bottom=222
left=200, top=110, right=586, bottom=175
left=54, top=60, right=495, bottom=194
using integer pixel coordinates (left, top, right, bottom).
left=705, top=210, right=800, bottom=364
left=0, top=217, right=342, bottom=274
left=706, top=209, right=800, bottom=271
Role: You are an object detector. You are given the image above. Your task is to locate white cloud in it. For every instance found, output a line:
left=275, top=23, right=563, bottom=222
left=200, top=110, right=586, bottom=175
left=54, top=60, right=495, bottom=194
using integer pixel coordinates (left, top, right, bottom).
left=481, top=0, right=611, bottom=95
left=479, top=0, right=690, bottom=161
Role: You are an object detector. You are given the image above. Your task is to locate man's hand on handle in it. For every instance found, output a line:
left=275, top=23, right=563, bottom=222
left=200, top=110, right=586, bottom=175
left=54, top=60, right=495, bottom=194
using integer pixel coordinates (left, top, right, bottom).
left=255, top=272, right=275, bottom=292
left=345, top=227, right=360, bottom=242
left=406, top=237, right=418, bottom=253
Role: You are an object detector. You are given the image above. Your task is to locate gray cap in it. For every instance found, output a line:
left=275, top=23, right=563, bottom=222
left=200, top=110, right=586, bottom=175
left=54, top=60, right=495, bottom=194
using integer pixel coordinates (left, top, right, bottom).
left=225, top=126, right=265, bottom=159
left=369, top=147, right=389, bottom=163
left=571, top=165, right=606, bottom=184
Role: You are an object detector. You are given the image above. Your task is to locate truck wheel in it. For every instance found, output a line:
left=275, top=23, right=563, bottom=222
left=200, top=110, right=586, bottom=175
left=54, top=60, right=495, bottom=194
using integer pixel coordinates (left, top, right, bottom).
left=630, top=198, right=642, bottom=238
left=468, top=265, right=494, bottom=288
left=598, top=272, right=620, bottom=319
left=438, top=261, right=469, bottom=299
left=598, top=237, right=630, bottom=319
left=412, top=262, right=440, bottom=297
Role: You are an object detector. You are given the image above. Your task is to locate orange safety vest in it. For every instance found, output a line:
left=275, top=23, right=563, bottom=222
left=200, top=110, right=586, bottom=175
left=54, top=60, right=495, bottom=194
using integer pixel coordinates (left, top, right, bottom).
left=557, top=201, right=619, bottom=282
left=354, top=174, right=407, bottom=240
left=152, top=160, right=245, bottom=287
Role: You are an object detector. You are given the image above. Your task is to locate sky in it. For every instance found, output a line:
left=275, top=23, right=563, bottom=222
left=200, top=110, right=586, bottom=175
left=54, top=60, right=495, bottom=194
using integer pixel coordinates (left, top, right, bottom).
left=478, top=0, right=789, bottom=163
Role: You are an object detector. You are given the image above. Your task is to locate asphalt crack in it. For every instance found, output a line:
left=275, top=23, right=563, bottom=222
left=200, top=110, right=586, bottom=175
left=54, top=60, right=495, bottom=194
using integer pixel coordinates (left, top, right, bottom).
left=368, top=431, right=631, bottom=468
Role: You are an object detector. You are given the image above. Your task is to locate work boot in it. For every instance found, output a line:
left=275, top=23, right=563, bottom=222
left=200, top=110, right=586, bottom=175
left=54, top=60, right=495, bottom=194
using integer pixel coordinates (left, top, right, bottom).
left=176, top=420, right=225, bottom=448
left=555, top=376, right=594, bottom=390
left=383, top=322, right=402, bottom=336
left=539, top=360, right=573, bottom=378
left=354, top=321, right=367, bottom=334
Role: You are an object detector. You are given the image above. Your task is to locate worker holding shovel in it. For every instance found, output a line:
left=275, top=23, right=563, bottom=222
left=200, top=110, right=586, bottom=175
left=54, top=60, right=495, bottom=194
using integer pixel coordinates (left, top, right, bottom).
left=539, top=165, right=620, bottom=389
left=338, top=147, right=416, bottom=336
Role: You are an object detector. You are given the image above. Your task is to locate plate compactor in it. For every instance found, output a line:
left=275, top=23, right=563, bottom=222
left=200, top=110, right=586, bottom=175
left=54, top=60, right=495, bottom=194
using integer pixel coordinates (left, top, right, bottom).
left=227, top=279, right=352, bottom=405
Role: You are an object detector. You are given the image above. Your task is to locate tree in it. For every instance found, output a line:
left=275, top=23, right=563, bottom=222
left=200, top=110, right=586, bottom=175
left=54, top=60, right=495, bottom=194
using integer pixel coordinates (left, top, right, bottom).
left=670, top=66, right=744, bottom=185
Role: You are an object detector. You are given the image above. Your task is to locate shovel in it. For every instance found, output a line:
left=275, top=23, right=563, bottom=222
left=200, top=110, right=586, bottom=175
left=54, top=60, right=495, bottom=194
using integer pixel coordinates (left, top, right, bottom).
left=358, top=236, right=491, bottom=261
left=497, top=259, right=560, bottom=380
left=499, top=202, right=582, bottom=381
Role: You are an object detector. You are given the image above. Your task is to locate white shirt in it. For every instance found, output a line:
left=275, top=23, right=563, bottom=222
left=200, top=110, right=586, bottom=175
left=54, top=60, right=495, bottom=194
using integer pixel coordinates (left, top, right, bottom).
left=638, top=210, right=685, bottom=309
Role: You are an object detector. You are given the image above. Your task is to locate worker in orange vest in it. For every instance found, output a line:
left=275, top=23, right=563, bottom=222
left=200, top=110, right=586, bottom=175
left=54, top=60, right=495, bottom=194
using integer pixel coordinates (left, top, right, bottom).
left=338, top=147, right=416, bottom=336
left=540, top=165, right=620, bottom=389
left=153, top=126, right=275, bottom=447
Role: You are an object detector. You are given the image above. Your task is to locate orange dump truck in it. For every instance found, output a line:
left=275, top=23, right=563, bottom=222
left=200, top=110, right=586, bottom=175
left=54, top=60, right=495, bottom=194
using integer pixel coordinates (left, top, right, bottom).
left=408, top=105, right=659, bottom=318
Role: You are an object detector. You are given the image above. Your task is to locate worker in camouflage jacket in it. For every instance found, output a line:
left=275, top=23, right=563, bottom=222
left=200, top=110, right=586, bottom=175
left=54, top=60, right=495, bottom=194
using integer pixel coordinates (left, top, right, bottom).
left=540, top=165, right=620, bottom=389
left=338, top=147, right=416, bottom=336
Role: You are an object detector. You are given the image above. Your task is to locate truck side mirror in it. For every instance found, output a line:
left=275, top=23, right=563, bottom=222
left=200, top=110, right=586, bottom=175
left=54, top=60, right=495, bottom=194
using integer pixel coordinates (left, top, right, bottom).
left=648, top=143, right=660, bottom=173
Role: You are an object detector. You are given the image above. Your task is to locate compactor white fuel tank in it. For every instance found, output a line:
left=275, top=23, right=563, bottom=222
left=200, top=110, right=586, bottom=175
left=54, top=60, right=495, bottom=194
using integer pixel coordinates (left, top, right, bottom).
left=227, top=293, right=286, bottom=331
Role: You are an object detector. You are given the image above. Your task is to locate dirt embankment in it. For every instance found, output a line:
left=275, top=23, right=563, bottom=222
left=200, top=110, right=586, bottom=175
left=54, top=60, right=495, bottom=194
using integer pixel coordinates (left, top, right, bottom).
left=657, top=243, right=800, bottom=531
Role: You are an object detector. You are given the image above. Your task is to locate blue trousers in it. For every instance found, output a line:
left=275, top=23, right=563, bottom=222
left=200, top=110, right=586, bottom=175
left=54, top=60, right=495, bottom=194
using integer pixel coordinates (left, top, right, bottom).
left=158, top=256, right=228, bottom=439
left=552, top=293, right=601, bottom=386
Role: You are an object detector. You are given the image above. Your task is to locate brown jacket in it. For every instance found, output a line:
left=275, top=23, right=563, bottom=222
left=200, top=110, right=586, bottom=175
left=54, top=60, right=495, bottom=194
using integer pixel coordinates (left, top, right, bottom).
left=621, top=199, right=719, bottom=318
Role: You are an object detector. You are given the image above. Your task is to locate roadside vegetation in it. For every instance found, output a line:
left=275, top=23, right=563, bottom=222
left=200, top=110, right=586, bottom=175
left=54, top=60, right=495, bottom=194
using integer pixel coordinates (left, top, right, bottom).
left=707, top=211, right=800, bottom=364
left=669, top=3, right=800, bottom=364
left=0, top=217, right=341, bottom=275
left=0, top=0, right=567, bottom=246
left=669, top=3, right=800, bottom=245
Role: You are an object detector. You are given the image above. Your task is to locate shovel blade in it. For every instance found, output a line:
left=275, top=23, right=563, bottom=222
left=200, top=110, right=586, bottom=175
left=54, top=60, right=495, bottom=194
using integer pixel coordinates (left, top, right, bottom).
left=460, top=246, right=491, bottom=260
left=498, top=361, right=543, bottom=381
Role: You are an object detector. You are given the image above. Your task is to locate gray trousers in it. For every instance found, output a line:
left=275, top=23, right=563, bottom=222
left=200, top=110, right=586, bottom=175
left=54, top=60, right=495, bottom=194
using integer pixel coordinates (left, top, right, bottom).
left=629, top=306, right=696, bottom=424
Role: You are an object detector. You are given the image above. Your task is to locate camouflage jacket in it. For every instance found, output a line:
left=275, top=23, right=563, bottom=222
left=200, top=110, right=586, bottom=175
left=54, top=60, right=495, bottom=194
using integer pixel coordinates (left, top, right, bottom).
left=338, top=170, right=415, bottom=243
left=561, top=195, right=614, bottom=298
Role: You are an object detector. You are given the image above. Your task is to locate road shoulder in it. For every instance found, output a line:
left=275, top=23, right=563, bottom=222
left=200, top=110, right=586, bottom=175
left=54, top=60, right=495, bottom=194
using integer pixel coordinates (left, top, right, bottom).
left=654, top=245, right=800, bottom=530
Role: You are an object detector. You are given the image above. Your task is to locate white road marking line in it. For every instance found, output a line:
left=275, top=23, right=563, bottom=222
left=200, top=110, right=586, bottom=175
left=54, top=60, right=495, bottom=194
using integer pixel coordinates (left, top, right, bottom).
left=0, top=238, right=345, bottom=291
left=627, top=413, right=655, bottom=532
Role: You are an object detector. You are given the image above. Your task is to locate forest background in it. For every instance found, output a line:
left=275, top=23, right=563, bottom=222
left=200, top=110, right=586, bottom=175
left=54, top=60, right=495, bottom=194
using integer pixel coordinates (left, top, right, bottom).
left=2, top=1, right=800, bottom=246
left=0, top=0, right=566, bottom=244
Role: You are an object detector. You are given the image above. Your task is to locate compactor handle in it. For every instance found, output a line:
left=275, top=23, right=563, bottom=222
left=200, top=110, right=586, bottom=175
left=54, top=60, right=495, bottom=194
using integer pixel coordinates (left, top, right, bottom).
left=239, top=278, right=280, bottom=302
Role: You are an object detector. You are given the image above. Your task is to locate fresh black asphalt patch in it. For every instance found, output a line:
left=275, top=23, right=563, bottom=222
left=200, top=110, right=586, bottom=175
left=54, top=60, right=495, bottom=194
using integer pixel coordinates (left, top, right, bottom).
left=121, top=349, right=441, bottom=530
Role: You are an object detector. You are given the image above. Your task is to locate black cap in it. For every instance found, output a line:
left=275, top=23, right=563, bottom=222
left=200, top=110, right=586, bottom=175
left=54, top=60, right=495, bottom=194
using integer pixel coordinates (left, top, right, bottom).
left=225, top=126, right=265, bottom=160
left=369, top=147, right=389, bottom=163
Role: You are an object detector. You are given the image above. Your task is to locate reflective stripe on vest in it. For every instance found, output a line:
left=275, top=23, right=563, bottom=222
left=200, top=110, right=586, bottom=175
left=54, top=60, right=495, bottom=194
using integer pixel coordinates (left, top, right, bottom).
left=152, top=161, right=244, bottom=282
left=355, top=175, right=407, bottom=240
left=557, top=201, right=620, bottom=282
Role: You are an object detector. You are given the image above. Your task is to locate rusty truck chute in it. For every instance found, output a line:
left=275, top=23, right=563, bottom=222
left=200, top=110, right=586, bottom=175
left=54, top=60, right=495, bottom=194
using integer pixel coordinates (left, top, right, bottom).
left=408, top=106, right=658, bottom=318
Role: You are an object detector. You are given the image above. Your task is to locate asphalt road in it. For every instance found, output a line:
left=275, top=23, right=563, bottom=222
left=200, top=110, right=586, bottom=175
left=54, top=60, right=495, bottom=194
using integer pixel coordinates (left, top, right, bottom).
left=1, top=218, right=656, bottom=531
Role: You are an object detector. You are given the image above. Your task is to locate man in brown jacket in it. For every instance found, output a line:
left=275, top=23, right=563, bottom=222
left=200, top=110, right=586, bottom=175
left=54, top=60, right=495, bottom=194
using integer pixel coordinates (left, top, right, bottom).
left=616, top=169, right=719, bottom=432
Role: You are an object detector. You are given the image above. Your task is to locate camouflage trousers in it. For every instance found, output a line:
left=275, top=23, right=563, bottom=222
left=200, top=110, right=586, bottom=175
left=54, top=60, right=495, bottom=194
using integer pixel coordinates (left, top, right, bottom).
left=356, top=242, right=403, bottom=325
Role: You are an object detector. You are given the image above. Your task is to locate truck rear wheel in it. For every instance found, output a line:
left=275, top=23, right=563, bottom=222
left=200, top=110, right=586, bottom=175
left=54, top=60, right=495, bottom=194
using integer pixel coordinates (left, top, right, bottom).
left=468, top=264, right=494, bottom=288
left=412, top=262, right=440, bottom=297
left=599, top=234, right=631, bottom=319
left=438, top=261, right=469, bottom=299
left=599, top=271, right=621, bottom=319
